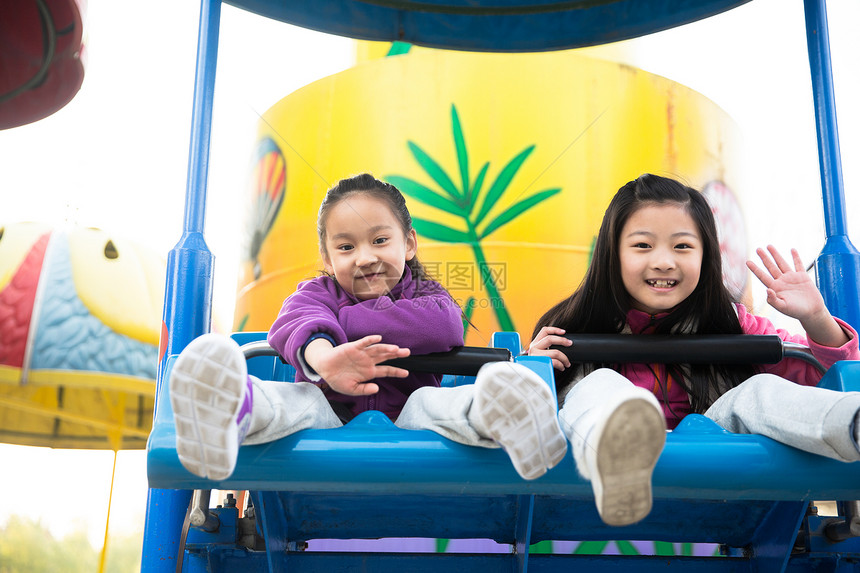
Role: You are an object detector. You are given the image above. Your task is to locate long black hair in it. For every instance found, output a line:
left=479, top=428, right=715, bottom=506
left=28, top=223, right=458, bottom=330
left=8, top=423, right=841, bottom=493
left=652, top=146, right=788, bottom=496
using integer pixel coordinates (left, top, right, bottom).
left=533, top=174, right=754, bottom=413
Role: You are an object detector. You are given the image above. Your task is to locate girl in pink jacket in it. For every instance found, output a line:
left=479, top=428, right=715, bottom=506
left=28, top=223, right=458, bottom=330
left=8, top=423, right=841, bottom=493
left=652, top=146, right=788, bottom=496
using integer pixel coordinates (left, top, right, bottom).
left=529, top=174, right=860, bottom=527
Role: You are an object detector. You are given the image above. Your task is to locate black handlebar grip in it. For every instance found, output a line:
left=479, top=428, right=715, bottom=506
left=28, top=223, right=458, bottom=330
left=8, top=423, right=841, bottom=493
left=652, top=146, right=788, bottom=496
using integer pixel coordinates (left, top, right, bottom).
left=382, top=346, right=512, bottom=375
left=552, top=335, right=785, bottom=365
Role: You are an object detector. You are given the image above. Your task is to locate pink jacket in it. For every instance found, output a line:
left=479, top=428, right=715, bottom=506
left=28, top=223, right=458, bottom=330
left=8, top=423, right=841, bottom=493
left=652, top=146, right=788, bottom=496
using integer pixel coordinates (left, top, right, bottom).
left=617, top=305, right=859, bottom=429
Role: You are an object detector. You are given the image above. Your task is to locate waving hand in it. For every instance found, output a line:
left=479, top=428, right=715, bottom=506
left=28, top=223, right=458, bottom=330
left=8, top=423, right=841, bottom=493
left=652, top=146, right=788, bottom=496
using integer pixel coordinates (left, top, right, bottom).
left=747, top=245, right=848, bottom=347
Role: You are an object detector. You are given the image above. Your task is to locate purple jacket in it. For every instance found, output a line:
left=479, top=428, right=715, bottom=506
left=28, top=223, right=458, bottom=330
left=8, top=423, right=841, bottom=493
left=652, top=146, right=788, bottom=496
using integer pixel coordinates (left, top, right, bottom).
left=268, top=267, right=465, bottom=420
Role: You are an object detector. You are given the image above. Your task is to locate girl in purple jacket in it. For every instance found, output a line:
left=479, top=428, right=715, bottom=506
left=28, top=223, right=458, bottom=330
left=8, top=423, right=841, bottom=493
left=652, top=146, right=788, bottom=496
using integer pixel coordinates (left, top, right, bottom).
left=169, top=174, right=566, bottom=482
left=529, top=174, right=860, bottom=527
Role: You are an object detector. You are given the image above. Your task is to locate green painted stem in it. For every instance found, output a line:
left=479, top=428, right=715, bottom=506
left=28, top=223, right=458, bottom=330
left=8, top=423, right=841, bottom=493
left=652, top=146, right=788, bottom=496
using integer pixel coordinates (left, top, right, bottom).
left=466, top=226, right=514, bottom=331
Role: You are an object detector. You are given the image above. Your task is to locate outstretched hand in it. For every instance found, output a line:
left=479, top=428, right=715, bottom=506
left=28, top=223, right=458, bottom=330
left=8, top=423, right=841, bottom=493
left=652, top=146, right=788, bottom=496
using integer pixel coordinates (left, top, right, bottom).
left=308, top=335, right=411, bottom=396
left=746, top=245, right=824, bottom=321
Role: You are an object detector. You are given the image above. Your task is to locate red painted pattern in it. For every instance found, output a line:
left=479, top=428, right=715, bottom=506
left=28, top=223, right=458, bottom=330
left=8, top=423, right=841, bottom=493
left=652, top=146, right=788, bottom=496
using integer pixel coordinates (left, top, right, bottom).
left=0, top=232, right=50, bottom=368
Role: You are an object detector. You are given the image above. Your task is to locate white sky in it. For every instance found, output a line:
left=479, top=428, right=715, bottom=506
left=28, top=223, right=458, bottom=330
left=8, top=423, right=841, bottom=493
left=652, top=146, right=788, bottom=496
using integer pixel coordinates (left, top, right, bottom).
left=0, top=0, right=858, bottom=553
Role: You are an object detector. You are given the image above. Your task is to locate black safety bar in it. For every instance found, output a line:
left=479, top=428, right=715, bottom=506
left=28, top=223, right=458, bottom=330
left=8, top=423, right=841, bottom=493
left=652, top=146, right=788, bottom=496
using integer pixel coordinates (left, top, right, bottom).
left=241, top=335, right=824, bottom=376
left=382, top=347, right=513, bottom=375
left=553, top=335, right=825, bottom=374
left=239, top=340, right=513, bottom=376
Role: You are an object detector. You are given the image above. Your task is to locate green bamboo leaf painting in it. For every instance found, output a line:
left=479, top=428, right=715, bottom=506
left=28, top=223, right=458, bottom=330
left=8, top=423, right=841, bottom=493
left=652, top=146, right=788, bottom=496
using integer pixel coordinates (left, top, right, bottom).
left=408, top=141, right=462, bottom=200
left=236, top=314, right=249, bottom=332
left=587, top=235, right=596, bottom=266
left=473, top=145, right=535, bottom=227
left=386, top=41, right=412, bottom=56
left=468, top=162, right=490, bottom=215
left=452, top=106, right=470, bottom=200
left=478, top=188, right=561, bottom=239
left=386, top=104, right=561, bottom=332
left=411, top=218, right=472, bottom=243
left=387, top=175, right=464, bottom=216
left=462, top=296, right=476, bottom=335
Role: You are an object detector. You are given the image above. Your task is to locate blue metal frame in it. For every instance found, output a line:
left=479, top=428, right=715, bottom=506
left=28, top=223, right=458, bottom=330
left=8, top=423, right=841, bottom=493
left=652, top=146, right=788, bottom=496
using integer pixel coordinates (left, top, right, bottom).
left=141, top=0, right=220, bottom=569
left=804, top=0, right=860, bottom=328
left=143, top=0, right=859, bottom=571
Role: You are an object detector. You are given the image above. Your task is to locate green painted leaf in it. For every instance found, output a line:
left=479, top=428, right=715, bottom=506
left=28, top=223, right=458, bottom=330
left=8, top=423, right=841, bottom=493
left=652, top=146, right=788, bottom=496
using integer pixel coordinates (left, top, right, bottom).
left=528, top=540, right=554, bottom=554
left=478, top=188, right=560, bottom=239
left=682, top=543, right=694, bottom=557
left=236, top=314, right=249, bottom=332
left=408, top=141, right=462, bottom=200
left=654, top=541, right=676, bottom=556
left=451, top=105, right=470, bottom=201
left=467, top=162, right=489, bottom=215
left=463, top=296, right=477, bottom=316
left=573, top=541, right=610, bottom=555
left=412, top=218, right=472, bottom=243
left=615, top=540, right=642, bottom=556
left=587, top=235, right=597, bottom=267
left=473, top=145, right=535, bottom=226
left=386, top=175, right=464, bottom=216
left=462, top=296, right=476, bottom=335
left=386, top=42, right=412, bottom=56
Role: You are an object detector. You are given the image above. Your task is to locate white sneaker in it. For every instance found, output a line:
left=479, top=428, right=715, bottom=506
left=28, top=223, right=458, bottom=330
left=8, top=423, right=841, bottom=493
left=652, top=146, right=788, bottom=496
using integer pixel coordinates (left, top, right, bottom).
left=473, top=362, right=568, bottom=480
left=169, top=333, right=253, bottom=480
left=585, top=389, right=666, bottom=526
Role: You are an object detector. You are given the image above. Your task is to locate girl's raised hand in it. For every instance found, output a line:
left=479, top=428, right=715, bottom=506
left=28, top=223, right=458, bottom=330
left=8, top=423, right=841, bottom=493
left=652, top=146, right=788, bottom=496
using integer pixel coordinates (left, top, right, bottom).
left=527, top=326, right=572, bottom=371
left=746, top=245, right=825, bottom=321
left=309, top=335, right=411, bottom=396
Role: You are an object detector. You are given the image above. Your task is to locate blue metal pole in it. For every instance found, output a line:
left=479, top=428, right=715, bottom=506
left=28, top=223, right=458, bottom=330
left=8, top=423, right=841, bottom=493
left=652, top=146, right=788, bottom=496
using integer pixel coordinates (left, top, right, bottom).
left=804, top=0, right=860, bottom=329
left=141, top=0, right=221, bottom=570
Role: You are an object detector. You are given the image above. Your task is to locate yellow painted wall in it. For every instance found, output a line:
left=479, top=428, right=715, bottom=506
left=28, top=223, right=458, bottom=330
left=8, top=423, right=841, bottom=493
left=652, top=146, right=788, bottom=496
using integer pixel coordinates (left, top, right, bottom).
left=235, top=48, right=743, bottom=346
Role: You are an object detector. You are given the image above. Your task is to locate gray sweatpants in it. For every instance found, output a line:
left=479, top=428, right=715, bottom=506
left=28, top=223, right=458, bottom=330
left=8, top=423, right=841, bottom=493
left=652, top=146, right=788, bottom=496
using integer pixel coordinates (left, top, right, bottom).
left=559, top=368, right=860, bottom=473
left=242, top=377, right=496, bottom=448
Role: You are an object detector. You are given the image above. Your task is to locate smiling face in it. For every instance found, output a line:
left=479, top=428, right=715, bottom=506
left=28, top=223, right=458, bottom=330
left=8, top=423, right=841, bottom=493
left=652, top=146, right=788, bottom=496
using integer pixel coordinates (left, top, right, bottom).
left=618, top=203, right=703, bottom=315
left=321, top=192, right=417, bottom=300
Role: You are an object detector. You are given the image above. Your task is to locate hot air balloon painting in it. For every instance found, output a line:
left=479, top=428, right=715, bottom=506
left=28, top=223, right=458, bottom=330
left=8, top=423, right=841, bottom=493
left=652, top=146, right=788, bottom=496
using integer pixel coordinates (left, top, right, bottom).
left=0, top=222, right=164, bottom=450
left=247, top=137, right=286, bottom=281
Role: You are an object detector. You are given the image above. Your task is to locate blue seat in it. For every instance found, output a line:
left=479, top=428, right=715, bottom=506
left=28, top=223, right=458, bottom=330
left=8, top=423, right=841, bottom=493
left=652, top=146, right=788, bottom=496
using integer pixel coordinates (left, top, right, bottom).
left=147, top=332, right=860, bottom=572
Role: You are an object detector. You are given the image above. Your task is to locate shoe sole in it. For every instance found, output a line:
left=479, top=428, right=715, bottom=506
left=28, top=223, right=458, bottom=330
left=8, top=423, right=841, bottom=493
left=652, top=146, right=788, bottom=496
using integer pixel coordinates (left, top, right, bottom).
left=169, top=334, right=247, bottom=480
left=592, top=397, right=666, bottom=526
left=475, top=363, right=568, bottom=480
